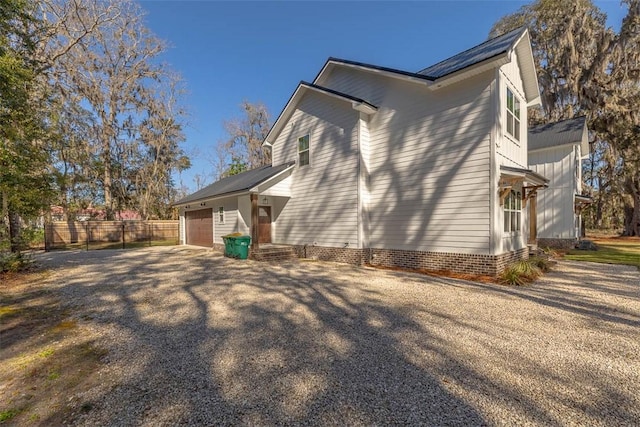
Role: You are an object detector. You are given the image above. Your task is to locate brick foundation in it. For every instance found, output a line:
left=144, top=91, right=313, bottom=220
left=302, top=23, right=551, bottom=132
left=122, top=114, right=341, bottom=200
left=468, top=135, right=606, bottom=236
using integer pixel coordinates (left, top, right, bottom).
left=291, top=245, right=368, bottom=265
left=537, top=238, right=577, bottom=250
left=287, top=245, right=528, bottom=276
left=369, top=247, right=528, bottom=276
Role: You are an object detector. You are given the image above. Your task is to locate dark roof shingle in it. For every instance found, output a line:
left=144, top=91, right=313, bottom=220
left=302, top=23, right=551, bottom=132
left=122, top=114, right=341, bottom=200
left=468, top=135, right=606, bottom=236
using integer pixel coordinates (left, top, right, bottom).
left=418, top=27, right=526, bottom=79
left=528, top=116, right=587, bottom=151
left=174, top=162, right=295, bottom=206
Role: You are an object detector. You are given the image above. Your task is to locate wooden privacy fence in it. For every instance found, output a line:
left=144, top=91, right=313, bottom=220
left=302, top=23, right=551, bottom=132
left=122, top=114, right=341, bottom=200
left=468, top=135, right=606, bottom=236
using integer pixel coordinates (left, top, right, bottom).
left=44, top=221, right=179, bottom=251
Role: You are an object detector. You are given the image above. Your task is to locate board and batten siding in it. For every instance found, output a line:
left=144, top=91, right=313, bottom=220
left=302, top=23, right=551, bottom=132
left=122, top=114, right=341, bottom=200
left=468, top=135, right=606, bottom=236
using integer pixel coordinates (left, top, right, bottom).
left=270, top=91, right=360, bottom=248
left=529, top=146, right=578, bottom=239
left=494, top=52, right=531, bottom=255
left=318, top=67, right=494, bottom=253
left=497, top=50, right=528, bottom=169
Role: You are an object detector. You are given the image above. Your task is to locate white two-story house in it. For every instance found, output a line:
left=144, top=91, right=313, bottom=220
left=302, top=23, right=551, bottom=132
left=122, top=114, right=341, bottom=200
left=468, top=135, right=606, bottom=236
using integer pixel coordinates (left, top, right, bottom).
left=175, top=27, right=549, bottom=276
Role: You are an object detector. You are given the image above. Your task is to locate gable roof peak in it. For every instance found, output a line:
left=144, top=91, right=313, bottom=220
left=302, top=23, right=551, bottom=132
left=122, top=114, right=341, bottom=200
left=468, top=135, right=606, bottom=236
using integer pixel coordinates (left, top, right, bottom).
left=417, top=26, right=527, bottom=79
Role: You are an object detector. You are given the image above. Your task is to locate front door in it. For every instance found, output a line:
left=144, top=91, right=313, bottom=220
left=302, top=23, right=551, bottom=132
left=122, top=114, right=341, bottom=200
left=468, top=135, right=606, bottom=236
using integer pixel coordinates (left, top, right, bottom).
left=258, top=206, right=272, bottom=244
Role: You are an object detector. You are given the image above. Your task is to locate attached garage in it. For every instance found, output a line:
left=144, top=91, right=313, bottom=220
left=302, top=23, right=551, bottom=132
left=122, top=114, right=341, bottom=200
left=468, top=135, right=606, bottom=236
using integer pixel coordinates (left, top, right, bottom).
left=185, top=209, right=213, bottom=247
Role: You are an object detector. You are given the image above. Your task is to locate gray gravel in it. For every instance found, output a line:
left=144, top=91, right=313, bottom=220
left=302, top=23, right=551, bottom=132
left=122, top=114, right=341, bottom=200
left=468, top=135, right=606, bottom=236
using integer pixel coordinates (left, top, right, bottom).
left=36, top=247, right=640, bottom=426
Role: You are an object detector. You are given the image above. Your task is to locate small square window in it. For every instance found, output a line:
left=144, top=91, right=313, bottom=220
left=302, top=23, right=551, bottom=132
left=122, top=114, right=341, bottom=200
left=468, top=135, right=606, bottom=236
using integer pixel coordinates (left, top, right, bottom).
left=298, top=135, right=309, bottom=166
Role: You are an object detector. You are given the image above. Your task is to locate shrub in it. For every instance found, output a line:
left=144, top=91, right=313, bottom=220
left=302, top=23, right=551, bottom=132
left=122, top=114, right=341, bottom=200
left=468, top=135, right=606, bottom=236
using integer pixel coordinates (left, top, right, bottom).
left=529, top=256, right=552, bottom=273
left=0, top=252, right=33, bottom=273
left=499, top=259, right=542, bottom=286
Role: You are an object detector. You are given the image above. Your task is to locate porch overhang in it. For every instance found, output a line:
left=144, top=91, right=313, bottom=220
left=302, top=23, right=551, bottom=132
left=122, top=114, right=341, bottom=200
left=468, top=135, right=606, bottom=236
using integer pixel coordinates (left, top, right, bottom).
left=500, top=165, right=549, bottom=187
left=575, top=194, right=593, bottom=214
left=575, top=194, right=593, bottom=205
left=499, top=165, right=549, bottom=206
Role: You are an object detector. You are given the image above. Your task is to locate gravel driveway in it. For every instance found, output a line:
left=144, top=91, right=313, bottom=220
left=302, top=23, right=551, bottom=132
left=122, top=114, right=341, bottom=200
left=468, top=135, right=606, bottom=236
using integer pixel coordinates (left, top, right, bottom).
left=35, top=246, right=640, bottom=426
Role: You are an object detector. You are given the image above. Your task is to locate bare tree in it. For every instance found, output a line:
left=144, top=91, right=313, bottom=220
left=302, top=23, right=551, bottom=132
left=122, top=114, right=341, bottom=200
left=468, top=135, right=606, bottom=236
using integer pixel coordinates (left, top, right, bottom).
left=45, top=0, right=189, bottom=220
left=215, top=100, right=272, bottom=177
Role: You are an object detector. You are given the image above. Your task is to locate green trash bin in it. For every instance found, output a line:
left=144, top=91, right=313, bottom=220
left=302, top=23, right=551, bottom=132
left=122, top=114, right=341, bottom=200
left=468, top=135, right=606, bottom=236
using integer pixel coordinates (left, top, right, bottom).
left=222, top=234, right=241, bottom=257
left=236, top=235, right=251, bottom=260
left=222, top=236, right=232, bottom=257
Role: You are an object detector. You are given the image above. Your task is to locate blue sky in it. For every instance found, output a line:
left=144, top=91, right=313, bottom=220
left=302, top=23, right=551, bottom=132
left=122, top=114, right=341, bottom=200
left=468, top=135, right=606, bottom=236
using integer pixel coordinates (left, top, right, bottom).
left=138, top=0, right=627, bottom=192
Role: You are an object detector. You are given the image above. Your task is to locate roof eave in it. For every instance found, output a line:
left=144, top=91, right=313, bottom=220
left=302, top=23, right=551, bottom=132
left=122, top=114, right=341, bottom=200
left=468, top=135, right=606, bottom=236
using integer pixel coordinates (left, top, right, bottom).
left=500, top=165, right=549, bottom=187
left=512, top=29, right=541, bottom=104
left=428, top=53, right=509, bottom=89
left=173, top=189, right=250, bottom=208
left=314, top=59, right=434, bottom=88
left=249, top=162, right=296, bottom=193
left=263, top=82, right=378, bottom=146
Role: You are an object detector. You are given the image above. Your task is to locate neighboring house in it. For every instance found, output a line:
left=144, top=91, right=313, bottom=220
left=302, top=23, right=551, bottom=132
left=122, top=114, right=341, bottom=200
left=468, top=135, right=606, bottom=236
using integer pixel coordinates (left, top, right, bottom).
left=528, top=117, right=591, bottom=248
left=50, top=206, right=142, bottom=221
left=175, top=27, right=550, bottom=276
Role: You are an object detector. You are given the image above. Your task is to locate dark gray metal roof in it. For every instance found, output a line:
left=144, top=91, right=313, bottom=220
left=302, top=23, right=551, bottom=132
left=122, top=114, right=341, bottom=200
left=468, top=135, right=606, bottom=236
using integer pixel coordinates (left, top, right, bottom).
left=418, top=27, right=526, bottom=79
left=174, top=162, right=295, bottom=206
left=528, top=116, right=587, bottom=151
left=321, top=57, right=435, bottom=82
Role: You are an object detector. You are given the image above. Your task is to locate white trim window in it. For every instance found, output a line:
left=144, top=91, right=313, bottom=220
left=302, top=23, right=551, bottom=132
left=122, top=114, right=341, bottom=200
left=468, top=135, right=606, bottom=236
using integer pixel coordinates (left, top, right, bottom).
left=503, top=189, right=522, bottom=233
left=298, top=134, right=310, bottom=166
left=218, top=206, right=224, bottom=224
left=506, top=88, right=521, bottom=141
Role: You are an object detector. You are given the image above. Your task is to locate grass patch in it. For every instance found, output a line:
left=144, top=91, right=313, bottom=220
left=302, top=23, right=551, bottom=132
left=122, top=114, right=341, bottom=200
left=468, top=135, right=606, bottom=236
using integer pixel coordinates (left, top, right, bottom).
left=0, top=272, right=108, bottom=425
left=565, top=239, right=640, bottom=268
left=0, top=306, right=19, bottom=320
left=38, top=348, right=55, bottom=358
left=0, top=409, right=19, bottom=423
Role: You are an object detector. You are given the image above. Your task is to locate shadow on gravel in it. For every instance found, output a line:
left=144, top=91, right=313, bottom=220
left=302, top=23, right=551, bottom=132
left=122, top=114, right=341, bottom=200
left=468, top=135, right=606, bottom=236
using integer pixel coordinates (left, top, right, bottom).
left=35, top=248, right=640, bottom=425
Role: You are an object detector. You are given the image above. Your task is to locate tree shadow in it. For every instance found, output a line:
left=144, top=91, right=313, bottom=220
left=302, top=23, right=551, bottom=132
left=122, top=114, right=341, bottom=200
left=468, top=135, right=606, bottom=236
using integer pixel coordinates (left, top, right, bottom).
left=30, top=248, right=639, bottom=425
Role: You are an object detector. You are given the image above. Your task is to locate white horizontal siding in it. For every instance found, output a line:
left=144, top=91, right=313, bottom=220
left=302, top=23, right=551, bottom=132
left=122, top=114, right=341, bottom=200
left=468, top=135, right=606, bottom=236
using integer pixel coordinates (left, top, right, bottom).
left=271, top=91, right=360, bottom=247
left=210, top=197, right=239, bottom=244
left=357, top=71, right=493, bottom=254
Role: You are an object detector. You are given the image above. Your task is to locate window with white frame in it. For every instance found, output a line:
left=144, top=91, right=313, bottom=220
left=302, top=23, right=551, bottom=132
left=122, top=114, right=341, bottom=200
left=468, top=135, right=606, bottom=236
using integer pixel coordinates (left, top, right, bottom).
left=298, top=134, right=309, bottom=166
left=218, top=206, right=224, bottom=223
left=506, top=88, right=521, bottom=141
left=503, top=189, right=522, bottom=233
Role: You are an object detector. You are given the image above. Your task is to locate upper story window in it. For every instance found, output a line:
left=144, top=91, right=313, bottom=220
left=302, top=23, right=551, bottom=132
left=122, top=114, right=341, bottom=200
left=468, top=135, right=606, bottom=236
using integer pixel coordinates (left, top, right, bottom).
left=504, top=189, right=522, bottom=233
left=506, top=88, right=521, bottom=141
left=298, top=134, right=310, bottom=167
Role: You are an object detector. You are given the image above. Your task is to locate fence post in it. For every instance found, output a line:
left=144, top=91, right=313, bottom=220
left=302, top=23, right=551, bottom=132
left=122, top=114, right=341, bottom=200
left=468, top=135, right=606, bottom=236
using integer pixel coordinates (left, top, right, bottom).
left=86, top=222, right=89, bottom=251
left=148, top=223, right=152, bottom=247
left=44, top=224, right=49, bottom=252
left=122, top=223, right=126, bottom=249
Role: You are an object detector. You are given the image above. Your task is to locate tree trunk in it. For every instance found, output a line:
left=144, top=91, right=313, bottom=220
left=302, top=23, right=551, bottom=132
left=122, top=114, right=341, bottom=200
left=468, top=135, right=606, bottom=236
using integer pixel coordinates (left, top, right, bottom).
left=8, top=210, right=21, bottom=253
left=623, top=178, right=640, bottom=237
left=628, top=190, right=640, bottom=237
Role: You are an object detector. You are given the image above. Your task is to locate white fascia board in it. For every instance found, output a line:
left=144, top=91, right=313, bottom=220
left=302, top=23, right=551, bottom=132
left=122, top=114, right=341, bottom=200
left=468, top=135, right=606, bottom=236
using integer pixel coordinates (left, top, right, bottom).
left=249, top=163, right=295, bottom=193
left=177, top=190, right=248, bottom=208
left=580, top=123, right=590, bottom=154
left=315, top=60, right=433, bottom=87
left=263, top=84, right=306, bottom=147
left=528, top=142, right=580, bottom=154
left=352, top=101, right=377, bottom=115
left=264, top=83, right=377, bottom=146
left=513, top=30, right=541, bottom=104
